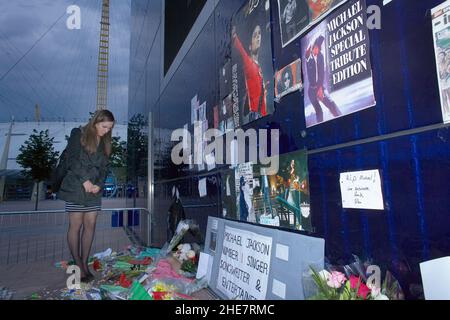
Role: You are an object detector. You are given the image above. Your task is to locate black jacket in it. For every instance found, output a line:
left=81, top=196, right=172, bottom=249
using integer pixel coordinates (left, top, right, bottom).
left=58, top=127, right=109, bottom=206
left=306, top=51, right=325, bottom=90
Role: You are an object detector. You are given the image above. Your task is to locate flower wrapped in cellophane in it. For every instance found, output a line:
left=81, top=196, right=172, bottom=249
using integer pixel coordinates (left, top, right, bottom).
left=304, top=255, right=405, bottom=300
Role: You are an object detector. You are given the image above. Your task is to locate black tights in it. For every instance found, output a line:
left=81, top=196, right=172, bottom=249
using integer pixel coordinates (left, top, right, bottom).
left=67, top=212, right=98, bottom=277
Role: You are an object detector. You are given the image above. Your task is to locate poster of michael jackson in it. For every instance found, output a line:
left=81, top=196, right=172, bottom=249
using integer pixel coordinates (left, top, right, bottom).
left=231, top=0, right=275, bottom=127
left=301, top=0, right=376, bottom=127
left=252, top=150, right=312, bottom=232
left=274, top=58, right=303, bottom=101
left=277, top=0, right=348, bottom=48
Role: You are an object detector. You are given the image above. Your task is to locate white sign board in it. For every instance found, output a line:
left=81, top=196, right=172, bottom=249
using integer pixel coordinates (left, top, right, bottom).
left=340, top=169, right=384, bottom=210
left=196, top=252, right=213, bottom=283
left=217, top=226, right=273, bottom=300
left=420, top=256, right=450, bottom=300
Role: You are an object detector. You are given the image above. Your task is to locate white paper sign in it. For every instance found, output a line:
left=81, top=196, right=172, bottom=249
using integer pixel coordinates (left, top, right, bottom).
left=259, top=215, right=280, bottom=227
left=205, top=153, right=216, bottom=171
left=272, top=279, right=286, bottom=299
left=217, top=226, right=273, bottom=300
left=196, top=252, right=213, bottom=283
left=275, top=244, right=289, bottom=262
left=340, top=169, right=384, bottom=210
left=420, top=256, right=450, bottom=300
left=198, top=178, right=207, bottom=197
left=191, top=95, right=199, bottom=124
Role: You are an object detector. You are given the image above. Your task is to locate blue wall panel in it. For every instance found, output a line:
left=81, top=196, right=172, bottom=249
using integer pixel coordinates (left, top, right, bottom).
left=308, top=127, right=450, bottom=298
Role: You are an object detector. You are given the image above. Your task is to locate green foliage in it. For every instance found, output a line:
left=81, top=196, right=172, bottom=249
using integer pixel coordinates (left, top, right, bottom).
left=127, top=114, right=148, bottom=179
left=180, top=259, right=197, bottom=274
left=309, top=267, right=339, bottom=300
left=16, top=129, right=59, bottom=182
left=110, top=136, right=127, bottom=168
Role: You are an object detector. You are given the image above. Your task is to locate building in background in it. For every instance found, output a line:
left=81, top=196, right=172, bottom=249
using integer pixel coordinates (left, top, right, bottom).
left=0, top=121, right=127, bottom=201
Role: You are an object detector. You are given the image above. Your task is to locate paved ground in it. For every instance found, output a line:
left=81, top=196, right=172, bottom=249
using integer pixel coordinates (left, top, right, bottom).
left=0, top=260, right=69, bottom=299
left=0, top=199, right=216, bottom=300
left=0, top=198, right=144, bottom=299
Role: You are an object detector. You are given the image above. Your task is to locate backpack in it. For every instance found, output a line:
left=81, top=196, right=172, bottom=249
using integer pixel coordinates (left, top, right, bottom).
left=50, top=149, right=69, bottom=193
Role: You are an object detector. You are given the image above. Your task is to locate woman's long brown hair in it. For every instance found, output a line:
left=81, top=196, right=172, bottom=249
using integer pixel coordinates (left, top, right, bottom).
left=80, top=110, right=115, bottom=157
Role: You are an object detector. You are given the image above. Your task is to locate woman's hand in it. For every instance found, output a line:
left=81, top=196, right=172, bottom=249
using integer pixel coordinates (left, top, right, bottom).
left=91, top=185, right=101, bottom=194
left=83, top=180, right=94, bottom=193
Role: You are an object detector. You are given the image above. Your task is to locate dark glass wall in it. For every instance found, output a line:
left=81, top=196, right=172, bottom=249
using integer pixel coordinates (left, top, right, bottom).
left=164, top=0, right=208, bottom=74
left=130, top=0, right=450, bottom=299
left=128, top=0, right=162, bottom=210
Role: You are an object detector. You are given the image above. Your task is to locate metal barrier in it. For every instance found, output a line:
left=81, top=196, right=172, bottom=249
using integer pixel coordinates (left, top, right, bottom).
left=0, top=208, right=150, bottom=265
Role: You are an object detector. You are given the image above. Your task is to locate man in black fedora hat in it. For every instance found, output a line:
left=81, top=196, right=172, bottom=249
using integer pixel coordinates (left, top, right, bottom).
left=305, top=35, right=341, bottom=123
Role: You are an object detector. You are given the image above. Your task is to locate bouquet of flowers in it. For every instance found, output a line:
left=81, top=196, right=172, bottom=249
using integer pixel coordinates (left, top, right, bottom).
left=160, top=220, right=199, bottom=257
left=304, top=255, right=404, bottom=300
left=173, top=243, right=199, bottom=277
left=173, top=243, right=196, bottom=263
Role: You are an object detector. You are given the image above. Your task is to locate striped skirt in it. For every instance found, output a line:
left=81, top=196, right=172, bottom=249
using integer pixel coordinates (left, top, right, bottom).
left=65, top=202, right=101, bottom=213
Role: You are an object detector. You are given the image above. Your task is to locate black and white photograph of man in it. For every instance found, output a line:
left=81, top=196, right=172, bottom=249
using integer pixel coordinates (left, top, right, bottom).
left=277, top=0, right=309, bottom=47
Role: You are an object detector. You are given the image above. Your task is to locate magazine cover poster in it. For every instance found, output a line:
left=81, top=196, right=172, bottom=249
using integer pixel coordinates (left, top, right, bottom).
left=234, top=162, right=256, bottom=223
left=277, top=0, right=309, bottom=47
left=275, top=58, right=303, bottom=101
left=221, top=170, right=237, bottom=220
left=277, top=0, right=347, bottom=48
left=252, top=150, right=311, bottom=232
left=231, top=0, right=274, bottom=127
left=432, top=0, right=450, bottom=123
left=301, top=0, right=376, bottom=127
left=307, top=0, right=343, bottom=22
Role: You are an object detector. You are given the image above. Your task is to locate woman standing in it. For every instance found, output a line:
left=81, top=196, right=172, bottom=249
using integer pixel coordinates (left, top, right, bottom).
left=59, top=110, right=115, bottom=282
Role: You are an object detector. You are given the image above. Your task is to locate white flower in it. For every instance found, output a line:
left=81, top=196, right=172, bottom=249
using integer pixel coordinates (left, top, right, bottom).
left=318, top=270, right=331, bottom=282
left=181, top=243, right=191, bottom=252
left=186, top=250, right=196, bottom=259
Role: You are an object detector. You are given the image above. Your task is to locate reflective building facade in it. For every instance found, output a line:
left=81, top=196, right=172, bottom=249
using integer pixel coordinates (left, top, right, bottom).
left=129, top=0, right=450, bottom=299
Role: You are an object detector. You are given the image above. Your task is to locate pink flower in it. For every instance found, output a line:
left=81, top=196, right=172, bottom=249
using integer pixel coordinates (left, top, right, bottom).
left=349, top=275, right=371, bottom=299
left=326, top=271, right=347, bottom=288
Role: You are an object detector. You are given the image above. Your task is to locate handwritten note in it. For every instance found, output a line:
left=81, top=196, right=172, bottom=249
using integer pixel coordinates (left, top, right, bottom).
left=339, top=169, right=384, bottom=210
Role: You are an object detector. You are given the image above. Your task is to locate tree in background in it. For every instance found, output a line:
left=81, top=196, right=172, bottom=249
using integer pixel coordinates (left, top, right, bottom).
left=110, top=135, right=127, bottom=186
left=127, top=114, right=148, bottom=202
left=111, top=136, right=127, bottom=168
left=16, top=129, right=59, bottom=210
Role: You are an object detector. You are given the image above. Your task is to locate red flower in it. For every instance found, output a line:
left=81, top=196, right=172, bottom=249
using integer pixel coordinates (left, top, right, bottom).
left=349, top=275, right=370, bottom=299
left=152, top=291, right=167, bottom=300
left=93, top=259, right=102, bottom=271
left=118, top=273, right=132, bottom=288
